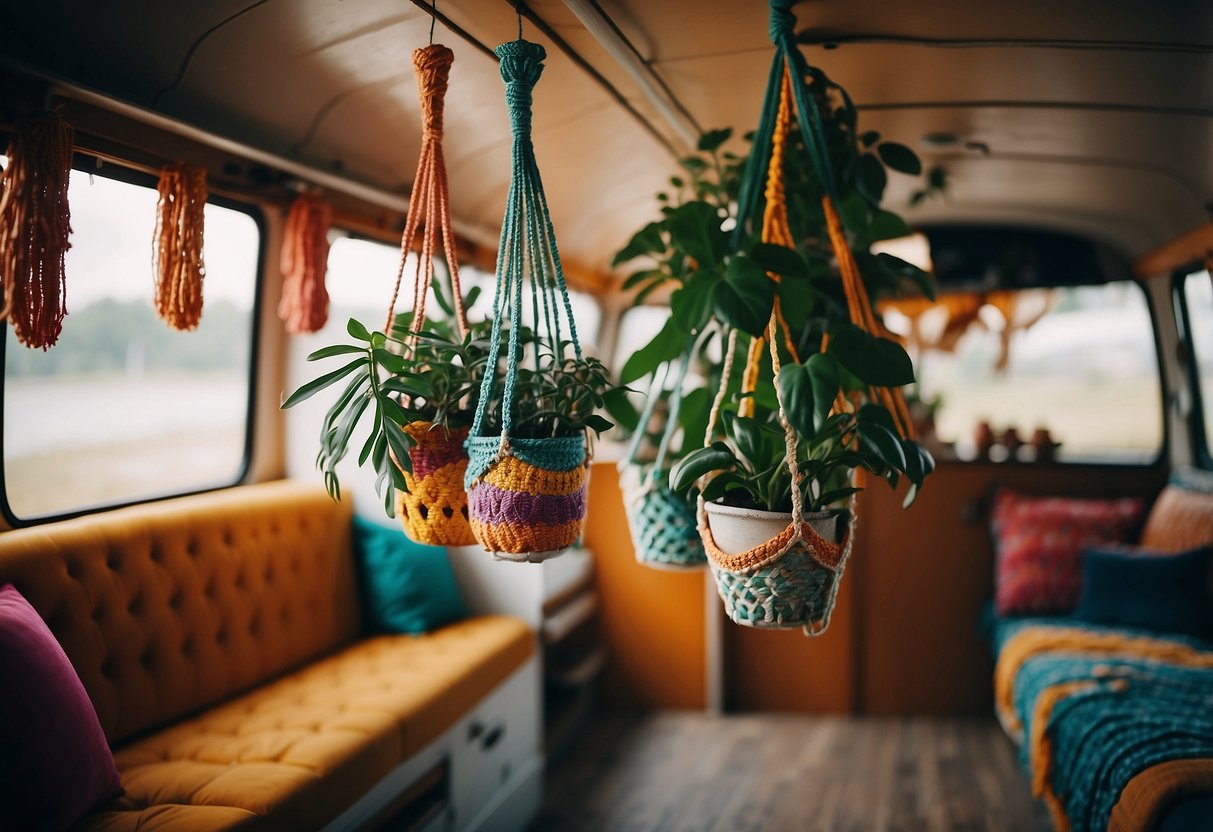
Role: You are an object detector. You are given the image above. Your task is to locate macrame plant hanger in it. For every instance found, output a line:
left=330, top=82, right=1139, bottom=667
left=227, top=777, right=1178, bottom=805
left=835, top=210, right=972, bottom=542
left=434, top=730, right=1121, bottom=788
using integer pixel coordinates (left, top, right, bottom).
left=698, top=0, right=914, bottom=636
left=464, top=38, right=590, bottom=563
left=382, top=35, right=477, bottom=547
left=620, top=334, right=707, bottom=569
left=0, top=110, right=73, bottom=350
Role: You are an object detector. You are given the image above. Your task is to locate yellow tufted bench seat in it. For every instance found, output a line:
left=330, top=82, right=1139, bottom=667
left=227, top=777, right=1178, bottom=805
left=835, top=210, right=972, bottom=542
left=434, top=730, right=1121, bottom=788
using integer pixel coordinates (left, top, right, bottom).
left=0, top=480, right=536, bottom=831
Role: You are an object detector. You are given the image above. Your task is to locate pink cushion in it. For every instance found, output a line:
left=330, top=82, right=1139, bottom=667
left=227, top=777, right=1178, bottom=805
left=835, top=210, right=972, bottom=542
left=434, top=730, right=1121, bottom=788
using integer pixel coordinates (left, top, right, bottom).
left=992, top=490, right=1143, bottom=616
left=0, top=584, right=121, bottom=830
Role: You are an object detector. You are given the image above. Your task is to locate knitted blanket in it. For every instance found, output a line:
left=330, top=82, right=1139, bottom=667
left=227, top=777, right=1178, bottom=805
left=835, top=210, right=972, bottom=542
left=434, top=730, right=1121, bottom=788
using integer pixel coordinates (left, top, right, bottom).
left=991, top=615, right=1213, bottom=832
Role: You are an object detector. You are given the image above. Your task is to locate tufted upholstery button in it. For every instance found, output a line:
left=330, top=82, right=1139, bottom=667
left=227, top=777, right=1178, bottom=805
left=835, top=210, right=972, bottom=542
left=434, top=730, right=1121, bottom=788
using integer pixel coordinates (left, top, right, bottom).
left=149, top=545, right=161, bottom=563
left=128, top=593, right=143, bottom=616
left=169, top=589, right=183, bottom=609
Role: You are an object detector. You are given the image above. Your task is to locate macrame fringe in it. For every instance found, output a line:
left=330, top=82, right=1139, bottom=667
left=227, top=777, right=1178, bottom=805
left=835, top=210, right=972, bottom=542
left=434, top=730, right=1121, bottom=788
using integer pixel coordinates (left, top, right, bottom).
left=0, top=111, right=74, bottom=350
left=279, top=193, right=332, bottom=334
left=153, top=162, right=207, bottom=331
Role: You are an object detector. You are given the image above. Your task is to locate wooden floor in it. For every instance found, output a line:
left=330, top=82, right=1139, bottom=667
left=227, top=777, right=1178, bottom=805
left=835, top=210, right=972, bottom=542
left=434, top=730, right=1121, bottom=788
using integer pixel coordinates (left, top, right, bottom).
left=534, top=711, right=1050, bottom=832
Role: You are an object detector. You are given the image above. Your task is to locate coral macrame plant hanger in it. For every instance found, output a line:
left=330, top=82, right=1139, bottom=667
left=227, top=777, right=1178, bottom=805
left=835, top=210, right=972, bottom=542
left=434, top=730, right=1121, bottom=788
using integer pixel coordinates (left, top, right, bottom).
left=698, top=0, right=914, bottom=636
left=620, top=337, right=707, bottom=570
left=383, top=42, right=477, bottom=547
left=464, top=40, right=590, bottom=563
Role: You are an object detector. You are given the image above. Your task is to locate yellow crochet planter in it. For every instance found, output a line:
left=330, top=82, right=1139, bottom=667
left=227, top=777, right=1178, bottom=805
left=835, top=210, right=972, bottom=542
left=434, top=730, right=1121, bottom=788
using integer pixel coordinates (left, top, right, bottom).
left=395, top=421, right=476, bottom=546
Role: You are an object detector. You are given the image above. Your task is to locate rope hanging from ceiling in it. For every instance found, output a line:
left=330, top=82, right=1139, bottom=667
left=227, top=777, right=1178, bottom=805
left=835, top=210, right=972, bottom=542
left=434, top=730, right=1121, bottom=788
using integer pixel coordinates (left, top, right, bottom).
left=279, top=193, right=332, bottom=334
left=0, top=111, right=74, bottom=350
left=152, top=162, right=207, bottom=331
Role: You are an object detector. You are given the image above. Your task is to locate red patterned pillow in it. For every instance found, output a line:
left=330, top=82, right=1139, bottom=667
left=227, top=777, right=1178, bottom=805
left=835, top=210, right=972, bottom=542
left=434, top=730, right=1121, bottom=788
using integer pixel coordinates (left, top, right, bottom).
left=992, top=489, right=1144, bottom=616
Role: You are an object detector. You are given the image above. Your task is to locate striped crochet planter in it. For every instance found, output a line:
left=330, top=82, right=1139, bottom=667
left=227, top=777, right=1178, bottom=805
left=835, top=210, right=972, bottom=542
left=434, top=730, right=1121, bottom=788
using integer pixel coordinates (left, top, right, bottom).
left=464, top=434, right=588, bottom=562
left=395, top=422, right=476, bottom=546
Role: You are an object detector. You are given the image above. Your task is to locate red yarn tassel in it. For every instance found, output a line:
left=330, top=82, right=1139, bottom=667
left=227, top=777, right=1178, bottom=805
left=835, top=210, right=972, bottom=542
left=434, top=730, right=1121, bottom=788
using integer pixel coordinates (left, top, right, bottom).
left=0, top=112, right=74, bottom=350
left=279, top=194, right=331, bottom=334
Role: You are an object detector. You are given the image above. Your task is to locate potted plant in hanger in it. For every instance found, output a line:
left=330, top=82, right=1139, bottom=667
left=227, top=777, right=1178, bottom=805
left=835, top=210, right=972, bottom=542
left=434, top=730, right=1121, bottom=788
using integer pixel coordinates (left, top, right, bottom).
left=280, top=281, right=491, bottom=536
left=612, top=8, right=940, bottom=631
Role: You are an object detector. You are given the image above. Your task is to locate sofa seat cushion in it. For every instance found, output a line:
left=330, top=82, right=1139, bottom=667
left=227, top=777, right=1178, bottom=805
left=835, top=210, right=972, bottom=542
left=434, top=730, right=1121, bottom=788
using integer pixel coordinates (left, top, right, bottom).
left=80, top=615, right=533, bottom=832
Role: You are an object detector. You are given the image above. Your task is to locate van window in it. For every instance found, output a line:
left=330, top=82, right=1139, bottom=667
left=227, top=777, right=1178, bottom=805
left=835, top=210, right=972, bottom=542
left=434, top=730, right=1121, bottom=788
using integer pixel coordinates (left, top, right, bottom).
left=1178, top=268, right=1213, bottom=464
left=888, top=281, right=1163, bottom=464
left=2, top=166, right=261, bottom=521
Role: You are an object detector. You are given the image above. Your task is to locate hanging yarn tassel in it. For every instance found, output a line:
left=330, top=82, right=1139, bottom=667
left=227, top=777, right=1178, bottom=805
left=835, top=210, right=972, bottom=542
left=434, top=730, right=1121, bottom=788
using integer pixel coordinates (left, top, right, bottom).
left=279, top=193, right=332, bottom=334
left=152, top=162, right=207, bottom=331
left=0, top=111, right=74, bottom=350
left=381, top=43, right=477, bottom=547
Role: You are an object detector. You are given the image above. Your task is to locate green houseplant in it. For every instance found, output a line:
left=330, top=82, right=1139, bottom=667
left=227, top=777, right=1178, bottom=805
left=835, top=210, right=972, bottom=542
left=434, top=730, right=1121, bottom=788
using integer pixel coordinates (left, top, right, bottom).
left=611, top=1, right=939, bottom=631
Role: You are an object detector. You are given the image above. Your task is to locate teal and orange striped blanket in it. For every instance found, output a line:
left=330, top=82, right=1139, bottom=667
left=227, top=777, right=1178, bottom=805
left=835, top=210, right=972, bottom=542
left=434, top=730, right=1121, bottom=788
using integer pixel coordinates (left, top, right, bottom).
left=992, top=615, right=1213, bottom=831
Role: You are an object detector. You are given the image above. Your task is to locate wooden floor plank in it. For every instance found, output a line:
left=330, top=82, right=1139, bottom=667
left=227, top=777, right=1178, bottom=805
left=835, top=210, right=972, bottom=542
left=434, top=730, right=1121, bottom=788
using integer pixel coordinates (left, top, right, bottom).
left=535, top=712, right=1049, bottom=832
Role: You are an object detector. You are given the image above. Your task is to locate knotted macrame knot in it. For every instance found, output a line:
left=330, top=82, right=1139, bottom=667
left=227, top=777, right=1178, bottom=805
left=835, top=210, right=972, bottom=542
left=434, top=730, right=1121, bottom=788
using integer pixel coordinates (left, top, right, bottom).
left=496, top=39, right=546, bottom=138
left=768, top=0, right=796, bottom=45
left=413, top=44, right=454, bottom=140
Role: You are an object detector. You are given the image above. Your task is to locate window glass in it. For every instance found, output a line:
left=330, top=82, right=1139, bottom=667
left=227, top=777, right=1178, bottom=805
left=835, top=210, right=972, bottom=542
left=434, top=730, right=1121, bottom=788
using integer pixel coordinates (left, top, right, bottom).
left=3, top=167, right=260, bottom=519
left=1181, top=269, right=1213, bottom=459
left=888, top=281, right=1162, bottom=464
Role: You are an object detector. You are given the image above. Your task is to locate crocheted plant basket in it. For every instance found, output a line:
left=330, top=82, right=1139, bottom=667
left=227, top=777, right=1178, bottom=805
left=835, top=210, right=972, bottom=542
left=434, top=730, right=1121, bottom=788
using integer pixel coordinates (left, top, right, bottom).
left=621, top=463, right=705, bottom=569
left=702, top=499, right=856, bottom=635
left=465, top=434, right=589, bottom=562
left=395, top=421, right=476, bottom=546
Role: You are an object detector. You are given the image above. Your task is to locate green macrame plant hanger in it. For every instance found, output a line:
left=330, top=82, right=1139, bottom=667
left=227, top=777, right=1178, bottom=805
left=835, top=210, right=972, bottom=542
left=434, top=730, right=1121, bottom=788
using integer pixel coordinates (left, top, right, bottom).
left=619, top=339, right=707, bottom=570
left=464, top=40, right=590, bottom=563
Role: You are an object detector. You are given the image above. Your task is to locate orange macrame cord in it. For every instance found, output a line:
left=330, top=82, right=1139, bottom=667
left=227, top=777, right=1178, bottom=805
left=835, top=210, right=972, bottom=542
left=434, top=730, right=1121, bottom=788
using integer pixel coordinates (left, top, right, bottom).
left=153, top=162, right=207, bottom=331
left=0, top=112, right=73, bottom=350
left=279, top=194, right=332, bottom=334
left=383, top=44, right=468, bottom=344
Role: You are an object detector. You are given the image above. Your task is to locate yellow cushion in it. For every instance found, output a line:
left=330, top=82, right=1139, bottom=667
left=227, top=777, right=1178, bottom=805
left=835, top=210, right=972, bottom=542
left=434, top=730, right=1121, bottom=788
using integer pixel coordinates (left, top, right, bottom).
left=81, top=615, right=534, bottom=832
left=0, top=481, right=360, bottom=744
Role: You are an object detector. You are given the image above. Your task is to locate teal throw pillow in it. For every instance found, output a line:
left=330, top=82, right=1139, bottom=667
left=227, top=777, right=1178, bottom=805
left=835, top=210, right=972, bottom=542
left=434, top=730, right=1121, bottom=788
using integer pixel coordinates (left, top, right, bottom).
left=351, top=516, right=467, bottom=634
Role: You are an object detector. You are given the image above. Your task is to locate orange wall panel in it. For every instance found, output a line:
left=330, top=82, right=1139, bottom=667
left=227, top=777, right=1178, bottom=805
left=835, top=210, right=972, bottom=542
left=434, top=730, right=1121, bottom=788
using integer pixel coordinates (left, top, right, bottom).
left=584, top=462, right=707, bottom=709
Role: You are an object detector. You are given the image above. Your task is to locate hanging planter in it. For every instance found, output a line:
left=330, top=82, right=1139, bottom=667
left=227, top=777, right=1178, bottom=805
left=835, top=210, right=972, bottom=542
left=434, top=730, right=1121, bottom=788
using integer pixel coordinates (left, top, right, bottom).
left=664, top=0, right=936, bottom=636
left=464, top=40, right=617, bottom=563
left=619, top=345, right=706, bottom=570
left=282, top=43, right=489, bottom=538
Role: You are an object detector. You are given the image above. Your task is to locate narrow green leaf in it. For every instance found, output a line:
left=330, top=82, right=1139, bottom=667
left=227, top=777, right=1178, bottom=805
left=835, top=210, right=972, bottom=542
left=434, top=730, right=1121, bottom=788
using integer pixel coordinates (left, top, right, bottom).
left=281, top=358, right=366, bottom=409
left=307, top=343, right=365, bottom=361
left=670, top=442, right=737, bottom=493
left=347, top=318, right=373, bottom=342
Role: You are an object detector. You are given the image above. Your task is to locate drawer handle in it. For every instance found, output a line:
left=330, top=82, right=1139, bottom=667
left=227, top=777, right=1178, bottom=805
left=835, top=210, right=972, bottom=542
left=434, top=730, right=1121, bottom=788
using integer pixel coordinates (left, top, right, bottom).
left=482, top=723, right=505, bottom=751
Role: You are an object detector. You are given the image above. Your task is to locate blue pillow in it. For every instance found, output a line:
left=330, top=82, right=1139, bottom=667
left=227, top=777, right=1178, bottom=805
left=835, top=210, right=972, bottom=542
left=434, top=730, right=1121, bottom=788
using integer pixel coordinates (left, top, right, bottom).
left=351, top=516, right=467, bottom=634
left=1074, top=546, right=1213, bottom=640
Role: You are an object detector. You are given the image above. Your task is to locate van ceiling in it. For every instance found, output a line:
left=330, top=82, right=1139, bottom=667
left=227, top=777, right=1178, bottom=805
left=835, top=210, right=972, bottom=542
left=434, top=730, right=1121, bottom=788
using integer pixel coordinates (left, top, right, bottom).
left=1, top=0, right=1210, bottom=277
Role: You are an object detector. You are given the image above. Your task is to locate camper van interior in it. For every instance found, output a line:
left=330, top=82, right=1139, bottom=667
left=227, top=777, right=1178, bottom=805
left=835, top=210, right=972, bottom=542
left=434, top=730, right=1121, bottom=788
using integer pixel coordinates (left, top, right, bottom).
left=2, top=1, right=1213, bottom=830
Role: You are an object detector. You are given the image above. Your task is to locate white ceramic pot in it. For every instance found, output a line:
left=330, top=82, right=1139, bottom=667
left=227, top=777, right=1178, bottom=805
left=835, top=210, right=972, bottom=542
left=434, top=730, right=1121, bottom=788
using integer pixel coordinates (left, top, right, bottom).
left=704, top=501, right=839, bottom=556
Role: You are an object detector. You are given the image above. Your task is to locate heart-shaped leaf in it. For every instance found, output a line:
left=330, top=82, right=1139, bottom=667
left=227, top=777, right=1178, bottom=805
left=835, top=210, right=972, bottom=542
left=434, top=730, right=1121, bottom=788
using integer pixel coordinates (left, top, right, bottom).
left=666, top=201, right=728, bottom=267
left=829, top=325, right=915, bottom=387
left=877, top=142, right=922, bottom=175
left=713, top=256, right=774, bottom=337
left=621, top=315, right=682, bottom=384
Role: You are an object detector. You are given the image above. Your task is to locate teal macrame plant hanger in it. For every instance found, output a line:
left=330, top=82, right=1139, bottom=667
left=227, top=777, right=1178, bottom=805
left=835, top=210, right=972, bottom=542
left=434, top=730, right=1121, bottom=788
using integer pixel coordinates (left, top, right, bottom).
left=619, top=337, right=707, bottom=570
left=464, top=40, right=591, bottom=563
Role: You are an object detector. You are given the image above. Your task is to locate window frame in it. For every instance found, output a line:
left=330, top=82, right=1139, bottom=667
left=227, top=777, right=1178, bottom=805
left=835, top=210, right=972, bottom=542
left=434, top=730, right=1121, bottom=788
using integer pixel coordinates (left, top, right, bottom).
left=1173, top=265, right=1213, bottom=469
left=0, top=157, right=266, bottom=526
left=916, top=278, right=1169, bottom=469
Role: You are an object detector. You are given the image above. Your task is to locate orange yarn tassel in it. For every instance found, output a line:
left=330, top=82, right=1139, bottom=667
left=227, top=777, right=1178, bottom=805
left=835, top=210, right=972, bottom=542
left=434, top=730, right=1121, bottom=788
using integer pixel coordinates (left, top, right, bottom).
left=152, top=162, right=207, bottom=331
left=0, top=112, right=74, bottom=350
left=279, top=193, right=331, bottom=334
